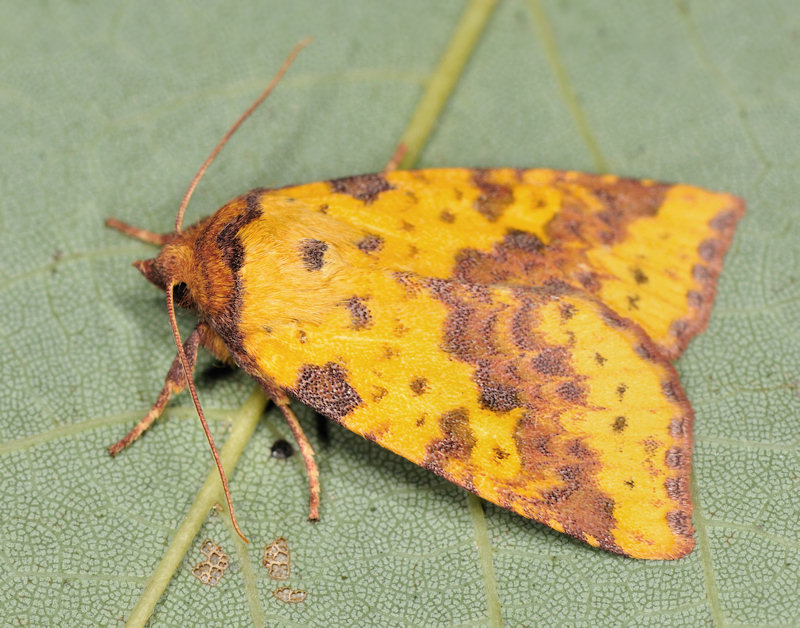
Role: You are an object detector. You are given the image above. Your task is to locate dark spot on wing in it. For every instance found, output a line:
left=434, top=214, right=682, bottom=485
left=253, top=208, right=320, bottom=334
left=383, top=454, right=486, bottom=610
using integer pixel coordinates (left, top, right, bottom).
left=439, top=209, right=455, bottom=223
left=299, top=238, right=328, bottom=271
left=344, top=296, right=372, bottom=329
left=666, top=510, right=693, bottom=538
left=330, top=173, right=394, bottom=204
left=409, top=377, right=428, bottom=396
left=631, top=267, right=648, bottom=284
left=291, top=362, right=362, bottom=421
left=357, top=234, right=384, bottom=254
left=594, top=352, right=607, bottom=365
left=531, top=347, right=570, bottom=377
left=556, top=380, right=586, bottom=404
left=424, top=408, right=476, bottom=473
left=471, top=169, right=514, bottom=222
left=664, top=447, right=685, bottom=469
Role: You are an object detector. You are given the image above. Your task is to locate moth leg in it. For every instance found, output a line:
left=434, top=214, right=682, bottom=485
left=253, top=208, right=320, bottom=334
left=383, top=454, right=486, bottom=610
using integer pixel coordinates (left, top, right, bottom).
left=271, top=391, right=321, bottom=521
left=383, top=142, right=407, bottom=174
left=106, top=217, right=173, bottom=246
left=108, top=325, right=202, bottom=456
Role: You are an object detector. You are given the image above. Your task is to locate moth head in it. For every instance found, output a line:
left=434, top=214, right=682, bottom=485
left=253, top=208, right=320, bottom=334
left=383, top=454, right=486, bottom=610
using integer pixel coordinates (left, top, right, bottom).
left=132, top=242, right=196, bottom=310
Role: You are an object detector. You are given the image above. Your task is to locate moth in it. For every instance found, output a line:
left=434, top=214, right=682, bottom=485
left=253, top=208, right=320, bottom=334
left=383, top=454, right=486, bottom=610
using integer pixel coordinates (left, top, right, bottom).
left=108, top=42, right=744, bottom=559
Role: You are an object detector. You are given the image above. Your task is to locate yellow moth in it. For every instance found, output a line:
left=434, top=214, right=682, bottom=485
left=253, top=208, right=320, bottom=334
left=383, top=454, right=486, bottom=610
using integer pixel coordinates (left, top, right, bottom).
left=108, top=41, right=744, bottom=559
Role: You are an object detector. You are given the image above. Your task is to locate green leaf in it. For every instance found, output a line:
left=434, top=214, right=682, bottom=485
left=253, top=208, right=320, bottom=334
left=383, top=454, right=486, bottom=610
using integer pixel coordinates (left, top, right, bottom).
left=1, top=1, right=797, bottom=626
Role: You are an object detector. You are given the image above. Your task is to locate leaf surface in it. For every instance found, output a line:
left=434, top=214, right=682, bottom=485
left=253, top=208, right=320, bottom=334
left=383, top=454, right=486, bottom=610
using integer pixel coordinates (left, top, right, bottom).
left=1, top=1, right=797, bottom=625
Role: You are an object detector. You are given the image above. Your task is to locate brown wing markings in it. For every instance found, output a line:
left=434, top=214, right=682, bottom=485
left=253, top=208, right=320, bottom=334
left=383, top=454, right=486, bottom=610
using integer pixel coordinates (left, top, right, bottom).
left=664, top=199, right=745, bottom=358
left=419, top=278, right=626, bottom=552
left=471, top=169, right=515, bottom=222
left=330, top=173, right=394, bottom=204
left=291, top=362, right=363, bottom=421
left=414, top=275, right=694, bottom=557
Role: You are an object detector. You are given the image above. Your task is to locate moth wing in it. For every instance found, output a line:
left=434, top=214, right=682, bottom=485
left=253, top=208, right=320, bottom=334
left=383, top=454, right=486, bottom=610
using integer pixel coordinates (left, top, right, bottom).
left=245, top=261, right=694, bottom=559
left=272, top=168, right=744, bottom=358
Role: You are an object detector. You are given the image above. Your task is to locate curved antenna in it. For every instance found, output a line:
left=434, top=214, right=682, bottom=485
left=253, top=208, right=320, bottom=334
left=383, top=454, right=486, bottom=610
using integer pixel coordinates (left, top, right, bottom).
left=174, top=37, right=312, bottom=233
left=166, top=282, right=249, bottom=543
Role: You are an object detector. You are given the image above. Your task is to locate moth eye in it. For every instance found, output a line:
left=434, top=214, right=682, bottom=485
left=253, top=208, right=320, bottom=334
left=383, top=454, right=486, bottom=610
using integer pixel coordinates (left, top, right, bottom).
left=172, top=282, right=192, bottom=308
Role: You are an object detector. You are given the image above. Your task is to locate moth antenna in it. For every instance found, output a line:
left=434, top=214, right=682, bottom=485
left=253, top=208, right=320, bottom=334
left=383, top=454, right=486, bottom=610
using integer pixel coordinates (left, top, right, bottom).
left=174, top=37, right=312, bottom=234
left=166, top=281, right=249, bottom=544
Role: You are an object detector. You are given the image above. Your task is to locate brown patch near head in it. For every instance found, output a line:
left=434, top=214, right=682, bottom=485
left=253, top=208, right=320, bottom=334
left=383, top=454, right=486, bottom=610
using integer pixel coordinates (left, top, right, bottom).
left=612, top=416, right=627, bottom=432
left=330, top=173, right=394, bottom=204
left=216, top=189, right=265, bottom=275
left=472, top=170, right=514, bottom=222
left=291, top=362, right=362, bottom=421
left=409, top=377, right=428, bottom=396
left=357, top=234, right=384, bottom=254
left=175, top=188, right=265, bottom=372
left=424, top=408, right=476, bottom=473
left=344, top=296, right=372, bottom=329
left=298, top=238, right=328, bottom=271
